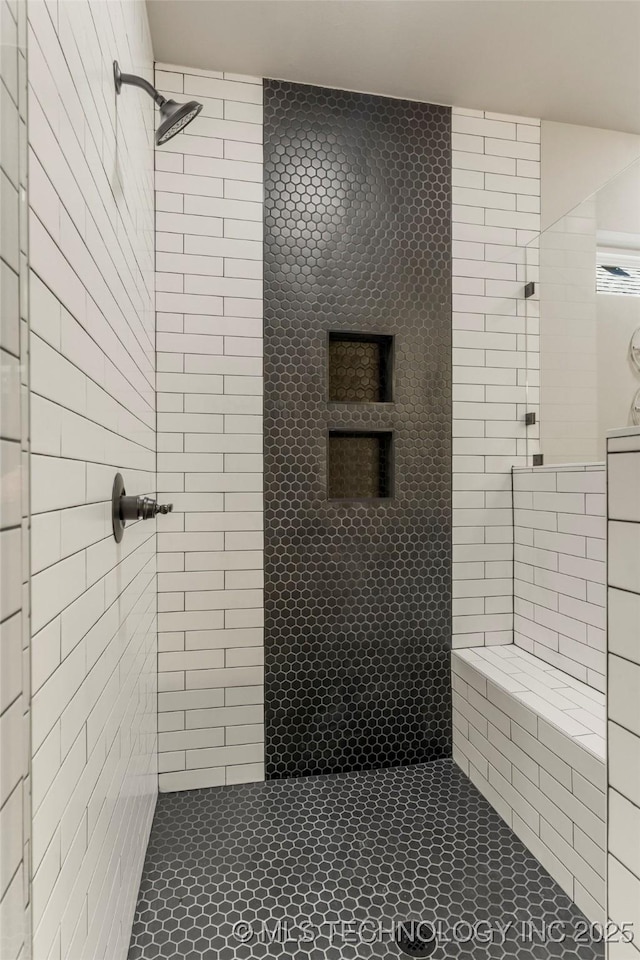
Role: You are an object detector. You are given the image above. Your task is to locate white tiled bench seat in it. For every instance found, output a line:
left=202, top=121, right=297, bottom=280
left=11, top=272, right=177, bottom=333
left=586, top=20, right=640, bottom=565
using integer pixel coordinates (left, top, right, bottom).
left=451, top=644, right=606, bottom=925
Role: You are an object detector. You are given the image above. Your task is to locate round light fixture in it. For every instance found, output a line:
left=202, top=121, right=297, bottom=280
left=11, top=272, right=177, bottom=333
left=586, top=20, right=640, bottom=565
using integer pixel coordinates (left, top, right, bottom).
left=630, top=327, right=640, bottom=373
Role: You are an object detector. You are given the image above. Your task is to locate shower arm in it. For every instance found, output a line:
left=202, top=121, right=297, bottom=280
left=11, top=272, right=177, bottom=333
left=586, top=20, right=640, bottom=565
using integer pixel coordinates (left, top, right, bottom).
left=113, top=62, right=167, bottom=107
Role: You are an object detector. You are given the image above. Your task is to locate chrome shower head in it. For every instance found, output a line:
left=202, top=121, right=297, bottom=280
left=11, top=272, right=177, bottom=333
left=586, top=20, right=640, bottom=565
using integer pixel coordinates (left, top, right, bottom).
left=113, top=61, right=203, bottom=146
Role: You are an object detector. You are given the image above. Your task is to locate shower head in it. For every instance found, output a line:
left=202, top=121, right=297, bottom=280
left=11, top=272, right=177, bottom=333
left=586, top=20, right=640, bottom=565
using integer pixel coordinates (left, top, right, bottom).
left=156, top=99, right=203, bottom=145
left=113, top=61, right=203, bottom=146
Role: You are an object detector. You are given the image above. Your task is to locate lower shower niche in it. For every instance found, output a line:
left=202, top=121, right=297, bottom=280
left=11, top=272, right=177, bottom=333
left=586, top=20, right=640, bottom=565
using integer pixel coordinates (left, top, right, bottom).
left=328, top=430, right=392, bottom=499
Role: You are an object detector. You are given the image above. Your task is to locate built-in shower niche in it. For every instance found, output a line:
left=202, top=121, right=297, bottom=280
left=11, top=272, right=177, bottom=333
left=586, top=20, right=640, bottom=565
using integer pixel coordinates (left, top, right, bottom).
left=328, top=332, right=393, bottom=403
left=328, top=431, right=392, bottom=499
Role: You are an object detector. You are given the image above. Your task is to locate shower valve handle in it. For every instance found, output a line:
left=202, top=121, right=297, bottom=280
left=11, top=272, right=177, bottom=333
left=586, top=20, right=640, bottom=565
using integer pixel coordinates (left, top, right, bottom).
left=120, top=495, right=174, bottom=521
left=112, top=472, right=172, bottom=542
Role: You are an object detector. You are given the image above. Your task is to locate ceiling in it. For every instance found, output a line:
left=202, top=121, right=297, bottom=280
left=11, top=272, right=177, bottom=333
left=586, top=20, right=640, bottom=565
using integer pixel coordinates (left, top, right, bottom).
left=147, top=0, right=640, bottom=134
left=598, top=158, right=640, bottom=241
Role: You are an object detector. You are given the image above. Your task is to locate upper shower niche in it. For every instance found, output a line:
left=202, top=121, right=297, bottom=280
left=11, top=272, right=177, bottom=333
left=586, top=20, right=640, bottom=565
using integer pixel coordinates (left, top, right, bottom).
left=328, top=332, right=394, bottom=404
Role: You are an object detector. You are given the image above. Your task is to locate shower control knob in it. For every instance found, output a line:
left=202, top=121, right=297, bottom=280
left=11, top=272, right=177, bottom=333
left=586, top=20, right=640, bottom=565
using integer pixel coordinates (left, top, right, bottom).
left=112, top=472, right=173, bottom=542
left=121, top=495, right=174, bottom=521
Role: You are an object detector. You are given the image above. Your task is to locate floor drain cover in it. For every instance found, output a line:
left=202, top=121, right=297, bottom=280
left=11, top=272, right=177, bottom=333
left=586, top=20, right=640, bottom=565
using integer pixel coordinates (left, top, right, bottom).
left=396, top=922, right=437, bottom=957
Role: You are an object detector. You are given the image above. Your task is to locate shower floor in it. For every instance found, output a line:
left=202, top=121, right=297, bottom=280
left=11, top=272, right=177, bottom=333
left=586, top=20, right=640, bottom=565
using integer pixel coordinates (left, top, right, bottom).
left=128, top=759, right=603, bottom=960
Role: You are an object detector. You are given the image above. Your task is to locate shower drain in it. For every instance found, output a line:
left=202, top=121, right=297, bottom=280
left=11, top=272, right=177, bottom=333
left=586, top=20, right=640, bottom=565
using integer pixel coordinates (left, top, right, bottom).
left=395, top=921, right=438, bottom=957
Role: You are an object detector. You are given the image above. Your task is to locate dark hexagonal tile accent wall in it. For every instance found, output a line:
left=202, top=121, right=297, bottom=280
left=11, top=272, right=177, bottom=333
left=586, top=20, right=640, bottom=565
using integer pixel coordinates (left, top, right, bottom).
left=128, top=760, right=603, bottom=960
left=263, top=81, right=452, bottom=778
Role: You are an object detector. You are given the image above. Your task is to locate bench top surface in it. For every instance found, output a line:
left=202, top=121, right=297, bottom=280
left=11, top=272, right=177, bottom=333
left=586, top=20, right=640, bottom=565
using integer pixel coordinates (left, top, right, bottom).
left=452, top=644, right=605, bottom=760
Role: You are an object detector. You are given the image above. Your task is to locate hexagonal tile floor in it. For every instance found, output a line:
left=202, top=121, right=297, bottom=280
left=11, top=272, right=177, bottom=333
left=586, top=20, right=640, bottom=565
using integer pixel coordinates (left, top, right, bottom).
left=128, top=759, right=604, bottom=960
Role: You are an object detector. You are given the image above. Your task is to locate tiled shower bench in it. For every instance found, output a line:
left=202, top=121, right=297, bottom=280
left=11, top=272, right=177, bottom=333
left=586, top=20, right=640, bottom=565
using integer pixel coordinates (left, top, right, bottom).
left=451, top=645, right=606, bottom=924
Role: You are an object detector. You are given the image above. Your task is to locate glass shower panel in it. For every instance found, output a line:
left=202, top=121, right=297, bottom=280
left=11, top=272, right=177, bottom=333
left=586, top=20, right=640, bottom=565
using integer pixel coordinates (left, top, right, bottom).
left=524, top=239, right=540, bottom=464
left=526, top=156, right=640, bottom=465
left=453, top=234, right=534, bottom=469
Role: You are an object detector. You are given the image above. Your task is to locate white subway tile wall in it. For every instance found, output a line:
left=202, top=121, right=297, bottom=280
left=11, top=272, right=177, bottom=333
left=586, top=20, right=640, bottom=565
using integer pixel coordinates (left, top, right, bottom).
left=28, top=3, right=157, bottom=959
left=451, top=108, right=540, bottom=648
left=513, top=464, right=606, bottom=692
left=0, top=1, right=30, bottom=957
left=155, top=64, right=264, bottom=793
left=539, top=198, right=598, bottom=464
left=452, top=646, right=605, bottom=923
left=608, top=430, right=640, bottom=953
